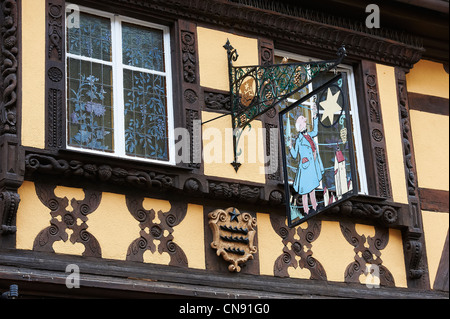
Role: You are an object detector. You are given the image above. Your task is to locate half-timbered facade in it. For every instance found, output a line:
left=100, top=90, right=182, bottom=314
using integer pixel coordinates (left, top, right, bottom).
left=1, top=0, right=448, bottom=299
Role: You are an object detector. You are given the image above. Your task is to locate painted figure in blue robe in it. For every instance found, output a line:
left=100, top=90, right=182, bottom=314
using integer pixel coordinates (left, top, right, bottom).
left=289, top=107, right=324, bottom=215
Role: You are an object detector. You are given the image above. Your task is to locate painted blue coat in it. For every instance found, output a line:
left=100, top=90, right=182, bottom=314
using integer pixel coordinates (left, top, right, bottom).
left=290, top=117, right=324, bottom=195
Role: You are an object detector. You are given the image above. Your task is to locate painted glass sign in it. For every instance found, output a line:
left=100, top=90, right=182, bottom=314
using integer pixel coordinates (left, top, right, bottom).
left=279, top=73, right=358, bottom=227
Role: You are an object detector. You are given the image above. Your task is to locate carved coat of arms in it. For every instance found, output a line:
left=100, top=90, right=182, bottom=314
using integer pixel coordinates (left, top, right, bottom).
left=208, top=207, right=257, bottom=272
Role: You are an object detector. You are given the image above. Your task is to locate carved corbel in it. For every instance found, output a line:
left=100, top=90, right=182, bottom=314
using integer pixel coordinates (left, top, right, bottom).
left=0, top=190, right=19, bottom=235
left=326, top=199, right=400, bottom=226
left=0, top=134, right=24, bottom=247
left=405, top=232, right=424, bottom=280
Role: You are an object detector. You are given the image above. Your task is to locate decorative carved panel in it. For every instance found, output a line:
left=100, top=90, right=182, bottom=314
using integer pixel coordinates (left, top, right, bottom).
left=204, top=89, right=231, bottom=112
left=360, top=61, right=392, bottom=199
left=340, top=221, right=395, bottom=287
left=126, top=196, right=188, bottom=267
left=395, top=68, right=429, bottom=289
left=208, top=181, right=262, bottom=203
left=270, top=213, right=326, bottom=280
left=0, top=0, right=23, bottom=248
left=0, top=0, right=19, bottom=135
left=326, top=199, right=400, bottom=226
left=46, top=0, right=66, bottom=149
left=208, top=207, right=257, bottom=272
left=181, top=30, right=196, bottom=84
left=178, top=20, right=202, bottom=171
left=25, top=153, right=175, bottom=192
left=33, top=183, right=102, bottom=257
left=185, top=109, right=201, bottom=169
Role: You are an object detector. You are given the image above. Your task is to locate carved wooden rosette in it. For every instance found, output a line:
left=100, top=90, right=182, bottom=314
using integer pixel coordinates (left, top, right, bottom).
left=209, top=208, right=257, bottom=272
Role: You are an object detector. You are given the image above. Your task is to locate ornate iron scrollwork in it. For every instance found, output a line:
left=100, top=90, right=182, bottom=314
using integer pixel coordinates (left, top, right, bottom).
left=223, top=40, right=346, bottom=171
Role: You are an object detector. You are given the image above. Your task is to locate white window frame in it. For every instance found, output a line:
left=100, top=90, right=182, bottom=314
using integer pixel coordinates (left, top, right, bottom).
left=65, top=4, right=176, bottom=166
left=275, top=50, right=369, bottom=195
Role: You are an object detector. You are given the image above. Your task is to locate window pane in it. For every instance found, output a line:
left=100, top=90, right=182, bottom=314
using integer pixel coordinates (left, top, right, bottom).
left=123, top=69, right=169, bottom=160
left=67, top=12, right=112, bottom=62
left=67, top=57, right=114, bottom=151
left=122, top=23, right=165, bottom=71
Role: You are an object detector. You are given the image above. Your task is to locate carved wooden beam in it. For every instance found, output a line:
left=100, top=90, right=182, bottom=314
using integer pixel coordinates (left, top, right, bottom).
left=0, top=0, right=19, bottom=135
left=25, top=153, right=175, bottom=192
left=87, top=0, right=426, bottom=69
left=0, top=0, right=24, bottom=249
left=395, top=68, right=430, bottom=289
left=46, top=0, right=66, bottom=150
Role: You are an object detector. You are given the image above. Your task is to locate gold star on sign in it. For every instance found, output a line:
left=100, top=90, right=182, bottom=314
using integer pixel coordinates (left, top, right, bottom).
left=319, top=88, right=342, bottom=125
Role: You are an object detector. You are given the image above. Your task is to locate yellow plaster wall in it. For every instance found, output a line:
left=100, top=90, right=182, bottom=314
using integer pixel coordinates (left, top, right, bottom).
left=21, top=0, right=46, bottom=149
left=172, top=204, right=206, bottom=270
left=406, top=60, right=449, bottom=99
left=376, top=64, right=409, bottom=204
left=16, top=181, right=53, bottom=250
left=197, top=27, right=259, bottom=91
left=422, top=210, right=449, bottom=289
left=257, top=213, right=285, bottom=276
left=87, top=192, right=139, bottom=261
left=312, top=221, right=355, bottom=282
left=409, top=110, right=449, bottom=191
left=202, top=111, right=266, bottom=184
left=379, top=228, right=407, bottom=288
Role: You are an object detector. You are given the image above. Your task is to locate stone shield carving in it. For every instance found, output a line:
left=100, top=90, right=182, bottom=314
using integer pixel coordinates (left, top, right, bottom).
left=208, top=207, right=257, bottom=272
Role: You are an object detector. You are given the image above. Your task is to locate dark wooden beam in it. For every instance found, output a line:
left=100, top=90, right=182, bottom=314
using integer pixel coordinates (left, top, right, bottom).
left=408, top=92, right=449, bottom=116
left=0, top=250, right=448, bottom=299
left=419, top=188, right=450, bottom=213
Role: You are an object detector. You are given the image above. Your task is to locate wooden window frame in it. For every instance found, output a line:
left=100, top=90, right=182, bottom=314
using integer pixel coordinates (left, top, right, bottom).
left=64, top=4, right=176, bottom=165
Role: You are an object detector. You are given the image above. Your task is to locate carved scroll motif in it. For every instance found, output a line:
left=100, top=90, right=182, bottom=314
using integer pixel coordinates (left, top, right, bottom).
left=1, top=0, right=18, bottom=135
left=270, top=213, right=326, bottom=280
left=32, top=183, right=102, bottom=257
left=126, top=196, right=188, bottom=267
left=340, top=221, right=395, bottom=287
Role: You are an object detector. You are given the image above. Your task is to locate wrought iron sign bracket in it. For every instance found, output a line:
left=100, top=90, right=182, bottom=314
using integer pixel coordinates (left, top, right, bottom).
left=214, top=40, right=347, bottom=172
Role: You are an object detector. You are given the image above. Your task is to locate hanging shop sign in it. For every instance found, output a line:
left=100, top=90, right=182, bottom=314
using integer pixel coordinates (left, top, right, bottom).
left=203, top=41, right=358, bottom=227
left=279, top=73, right=359, bottom=227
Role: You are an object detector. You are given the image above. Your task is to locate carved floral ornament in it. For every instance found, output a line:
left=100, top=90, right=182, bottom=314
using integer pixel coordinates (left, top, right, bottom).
left=208, top=207, right=257, bottom=272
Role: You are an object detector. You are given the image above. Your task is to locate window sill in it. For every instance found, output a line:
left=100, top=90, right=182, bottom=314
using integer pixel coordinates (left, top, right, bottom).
left=60, top=147, right=183, bottom=171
